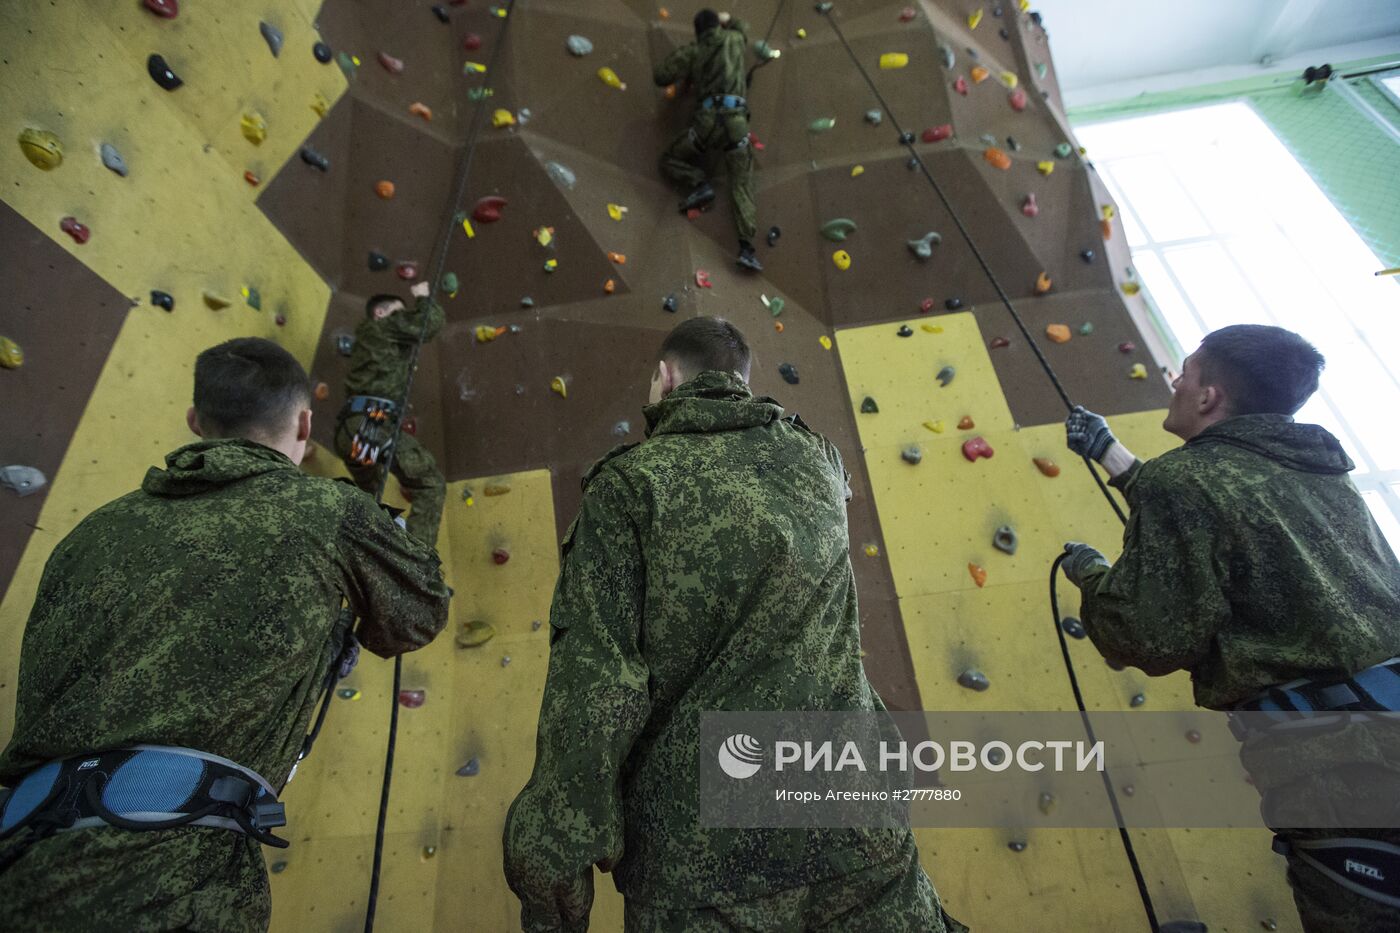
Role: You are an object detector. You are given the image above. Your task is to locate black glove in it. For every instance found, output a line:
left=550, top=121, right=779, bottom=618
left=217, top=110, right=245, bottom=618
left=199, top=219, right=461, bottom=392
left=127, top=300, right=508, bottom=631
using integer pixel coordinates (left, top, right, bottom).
left=1065, top=406, right=1117, bottom=461
left=1062, top=542, right=1109, bottom=588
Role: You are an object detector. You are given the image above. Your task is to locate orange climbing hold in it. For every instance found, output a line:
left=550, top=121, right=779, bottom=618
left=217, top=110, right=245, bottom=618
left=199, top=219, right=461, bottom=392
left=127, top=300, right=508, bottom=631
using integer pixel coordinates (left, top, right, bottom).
left=1101, top=218, right=1113, bottom=240
left=1035, top=271, right=1052, bottom=294
left=774, top=321, right=784, bottom=333
left=968, top=563, right=987, bottom=587
left=1046, top=324, right=1071, bottom=343
left=243, top=170, right=260, bottom=186
left=971, top=65, right=989, bottom=84
left=608, top=251, right=626, bottom=264
left=375, top=180, right=395, bottom=199
left=313, top=382, right=330, bottom=401
left=409, top=102, right=433, bottom=121
left=983, top=147, right=1011, bottom=170
left=1033, top=457, right=1061, bottom=477
left=604, top=278, right=616, bottom=294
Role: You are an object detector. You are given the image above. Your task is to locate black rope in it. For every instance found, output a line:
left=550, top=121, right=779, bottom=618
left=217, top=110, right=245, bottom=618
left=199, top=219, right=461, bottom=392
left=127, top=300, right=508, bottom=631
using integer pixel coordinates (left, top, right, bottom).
left=745, top=0, right=790, bottom=87
left=361, top=2, right=520, bottom=929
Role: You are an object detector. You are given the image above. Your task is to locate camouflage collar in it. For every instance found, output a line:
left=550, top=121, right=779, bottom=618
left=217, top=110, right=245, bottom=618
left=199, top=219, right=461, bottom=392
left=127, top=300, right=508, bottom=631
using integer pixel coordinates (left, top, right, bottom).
left=643, top=370, right=784, bottom=437
left=143, top=439, right=296, bottom=497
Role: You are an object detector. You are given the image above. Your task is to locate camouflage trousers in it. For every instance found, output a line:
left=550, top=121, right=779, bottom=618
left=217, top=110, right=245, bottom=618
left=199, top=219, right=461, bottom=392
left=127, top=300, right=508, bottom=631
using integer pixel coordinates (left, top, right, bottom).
left=622, top=839, right=967, bottom=932
left=0, top=825, right=268, bottom=932
left=334, top=419, right=444, bottom=549
left=660, top=107, right=757, bottom=241
left=1283, top=842, right=1400, bottom=932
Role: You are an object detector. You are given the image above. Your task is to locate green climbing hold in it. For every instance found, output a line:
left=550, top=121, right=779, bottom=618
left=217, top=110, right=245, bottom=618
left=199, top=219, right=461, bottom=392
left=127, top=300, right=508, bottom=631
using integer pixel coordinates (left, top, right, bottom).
left=860, top=396, right=879, bottom=414
left=809, top=117, right=836, bottom=132
left=768, top=296, right=785, bottom=317
left=1055, top=142, right=1072, bottom=158
left=336, top=51, right=358, bottom=77
left=907, top=231, right=942, bottom=260
left=1035, top=62, right=1048, bottom=79
left=1079, top=322, right=1094, bottom=336
left=820, top=218, right=857, bottom=242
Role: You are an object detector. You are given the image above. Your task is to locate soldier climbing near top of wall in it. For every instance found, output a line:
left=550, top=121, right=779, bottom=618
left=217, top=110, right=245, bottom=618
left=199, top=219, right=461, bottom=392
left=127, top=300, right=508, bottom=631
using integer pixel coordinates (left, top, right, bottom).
left=334, top=280, right=447, bottom=549
left=654, top=9, right=765, bottom=273
left=1059, top=324, right=1400, bottom=933
left=0, top=337, right=451, bottom=932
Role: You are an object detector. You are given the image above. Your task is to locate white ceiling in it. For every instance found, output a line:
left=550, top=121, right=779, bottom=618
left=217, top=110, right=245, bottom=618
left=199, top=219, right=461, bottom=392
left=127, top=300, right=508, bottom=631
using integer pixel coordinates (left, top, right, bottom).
left=1034, top=0, right=1400, bottom=101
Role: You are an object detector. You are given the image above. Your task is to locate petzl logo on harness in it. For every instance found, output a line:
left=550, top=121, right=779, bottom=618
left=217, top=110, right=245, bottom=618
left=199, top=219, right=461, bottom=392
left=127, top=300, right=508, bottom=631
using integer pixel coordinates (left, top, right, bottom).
left=78, top=758, right=99, bottom=770
left=1347, top=859, right=1385, bottom=881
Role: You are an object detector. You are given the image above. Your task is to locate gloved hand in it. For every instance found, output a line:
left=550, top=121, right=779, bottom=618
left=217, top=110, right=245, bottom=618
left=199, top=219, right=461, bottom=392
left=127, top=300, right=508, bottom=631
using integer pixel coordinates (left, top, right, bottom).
left=1061, top=542, right=1109, bottom=588
left=718, top=11, right=732, bottom=25
left=1065, top=406, right=1117, bottom=461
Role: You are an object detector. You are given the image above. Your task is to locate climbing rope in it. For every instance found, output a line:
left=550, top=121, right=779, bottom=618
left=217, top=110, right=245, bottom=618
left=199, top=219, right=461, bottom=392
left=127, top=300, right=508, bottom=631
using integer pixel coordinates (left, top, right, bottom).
left=360, top=2, right=519, bottom=929
left=817, top=6, right=1158, bottom=931
left=745, top=0, right=791, bottom=88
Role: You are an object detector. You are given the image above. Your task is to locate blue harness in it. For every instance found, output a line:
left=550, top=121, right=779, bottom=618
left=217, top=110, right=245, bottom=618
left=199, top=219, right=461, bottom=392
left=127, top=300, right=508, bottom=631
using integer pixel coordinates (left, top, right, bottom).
left=1235, top=657, right=1400, bottom=717
left=700, top=93, right=746, bottom=110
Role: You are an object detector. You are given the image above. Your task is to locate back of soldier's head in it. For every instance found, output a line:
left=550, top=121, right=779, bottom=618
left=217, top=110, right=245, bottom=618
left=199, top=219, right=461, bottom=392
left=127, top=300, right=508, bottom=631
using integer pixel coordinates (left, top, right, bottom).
left=694, top=8, right=720, bottom=37
left=659, top=316, right=752, bottom=382
left=194, top=338, right=312, bottom=438
left=1198, top=324, right=1325, bottom=416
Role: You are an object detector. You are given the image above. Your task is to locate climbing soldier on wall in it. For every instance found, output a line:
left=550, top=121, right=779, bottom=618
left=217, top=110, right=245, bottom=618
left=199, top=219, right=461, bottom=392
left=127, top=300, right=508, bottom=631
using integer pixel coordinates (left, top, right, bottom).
left=1059, top=324, right=1400, bottom=933
left=504, top=317, right=965, bottom=932
left=0, top=337, right=451, bottom=931
left=334, top=280, right=446, bottom=549
left=654, top=9, right=765, bottom=273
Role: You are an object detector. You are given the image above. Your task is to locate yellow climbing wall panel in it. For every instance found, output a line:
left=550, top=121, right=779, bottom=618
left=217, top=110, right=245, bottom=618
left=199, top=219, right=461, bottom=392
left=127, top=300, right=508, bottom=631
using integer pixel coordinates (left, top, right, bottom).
left=0, top=3, right=346, bottom=732
left=267, top=470, right=625, bottom=933
left=838, top=315, right=1300, bottom=931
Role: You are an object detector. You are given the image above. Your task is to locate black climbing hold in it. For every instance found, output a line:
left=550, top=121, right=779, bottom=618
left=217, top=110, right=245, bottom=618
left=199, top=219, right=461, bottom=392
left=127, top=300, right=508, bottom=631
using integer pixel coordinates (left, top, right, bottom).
left=897, top=325, right=913, bottom=337
left=662, top=293, right=678, bottom=313
left=335, top=334, right=354, bottom=356
left=300, top=146, right=329, bottom=171
left=1038, top=792, right=1055, bottom=815
left=814, top=2, right=833, bottom=13
left=906, top=157, right=918, bottom=170
left=1122, top=784, right=1135, bottom=797
left=270, top=860, right=288, bottom=874
left=1030, top=11, right=1043, bottom=26
left=456, top=757, right=480, bottom=777
left=313, top=41, right=332, bottom=63
left=860, top=396, right=879, bottom=414
left=1080, top=249, right=1095, bottom=263
left=945, top=297, right=963, bottom=311
left=778, top=362, right=800, bottom=385
left=150, top=290, right=175, bottom=312
left=147, top=54, right=183, bottom=91
left=432, top=3, right=449, bottom=22
left=1008, top=841, right=1026, bottom=852
left=520, top=296, right=535, bottom=308
left=1006, top=136, right=1021, bottom=151
left=368, top=250, right=389, bottom=271
left=1130, top=692, right=1146, bottom=707
left=1060, top=616, right=1086, bottom=639
left=992, top=5, right=1003, bottom=16
left=999, top=27, right=1009, bottom=39
left=986, top=746, right=1005, bottom=766
left=901, top=446, right=922, bottom=465
left=767, top=225, right=781, bottom=246
left=957, top=669, right=989, bottom=691
left=260, top=21, right=283, bottom=57
left=898, top=130, right=915, bottom=145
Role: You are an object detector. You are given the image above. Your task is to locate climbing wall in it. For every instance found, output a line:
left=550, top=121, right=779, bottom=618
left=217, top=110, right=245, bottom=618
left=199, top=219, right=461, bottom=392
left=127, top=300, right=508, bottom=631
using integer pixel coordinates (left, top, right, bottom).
left=0, top=1, right=1299, bottom=931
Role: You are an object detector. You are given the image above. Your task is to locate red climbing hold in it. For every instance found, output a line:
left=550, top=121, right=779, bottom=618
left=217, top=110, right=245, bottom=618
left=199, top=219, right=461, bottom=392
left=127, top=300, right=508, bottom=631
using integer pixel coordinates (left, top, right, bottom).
left=989, top=336, right=1010, bottom=349
left=922, top=124, right=953, bottom=143
left=398, top=689, right=426, bottom=709
left=244, top=170, right=261, bottom=186
left=378, top=52, right=405, bottom=74
left=899, top=7, right=916, bottom=21
left=473, top=195, right=507, bottom=223
left=402, top=416, right=418, bottom=435
left=1009, top=88, right=1027, bottom=111
left=1118, top=341, right=1136, bottom=353
left=749, top=132, right=765, bottom=152
left=397, top=261, right=419, bottom=280
left=1021, top=193, right=1039, bottom=217
left=60, top=217, right=90, bottom=244
left=274, top=313, right=287, bottom=327
left=492, top=547, right=510, bottom=565
left=695, top=269, right=712, bottom=288
left=463, top=32, right=482, bottom=51
left=962, top=437, right=994, bottom=462
left=920, top=297, right=935, bottom=313
left=954, top=76, right=969, bottom=95
left=144, top=0, right=178, bottom=18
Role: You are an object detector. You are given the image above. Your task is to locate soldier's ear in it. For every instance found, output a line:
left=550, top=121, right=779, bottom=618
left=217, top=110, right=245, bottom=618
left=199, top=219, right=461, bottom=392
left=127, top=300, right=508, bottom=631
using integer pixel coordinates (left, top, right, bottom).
left=1199, top=383, right=1225, bottom=417
left=186, top=406, right=204, bottom=438
left=296, top=408, right=313, bottom=442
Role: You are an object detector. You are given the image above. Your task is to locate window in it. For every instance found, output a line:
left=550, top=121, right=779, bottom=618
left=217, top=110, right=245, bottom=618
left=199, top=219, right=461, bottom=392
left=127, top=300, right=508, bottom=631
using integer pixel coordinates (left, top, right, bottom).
left=1074, top=102, right=1400, bottom=551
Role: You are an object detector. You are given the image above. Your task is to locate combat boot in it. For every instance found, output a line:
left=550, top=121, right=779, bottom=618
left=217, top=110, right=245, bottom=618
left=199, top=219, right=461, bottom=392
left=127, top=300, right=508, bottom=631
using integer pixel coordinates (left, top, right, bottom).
left=736, top=240, right=763, bottom=272
left=678, top=182, right=716, bottom=213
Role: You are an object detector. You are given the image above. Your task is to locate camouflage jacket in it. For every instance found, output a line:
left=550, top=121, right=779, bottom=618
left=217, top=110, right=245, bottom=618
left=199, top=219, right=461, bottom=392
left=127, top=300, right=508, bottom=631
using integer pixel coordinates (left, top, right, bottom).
left=653, top=19, right=751, bottom=102
left=344, top=297, right=444, bottom=399
left=0, top=439, right=450, bottom=930
left=503, top=371, right=908, bottom=929
left=1079, top=414, right=1400, bottom=709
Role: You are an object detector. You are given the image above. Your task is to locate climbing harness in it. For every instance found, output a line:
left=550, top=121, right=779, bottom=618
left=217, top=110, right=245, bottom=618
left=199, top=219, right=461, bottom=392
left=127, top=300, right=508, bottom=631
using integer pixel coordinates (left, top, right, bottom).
left=336, top=395, right=401, bottom=468
left=1272, top=836, right=1400, bottom=909
left=1226, top=657, right=1400, bottom=741
left=700, top=93, right=747, bottom=110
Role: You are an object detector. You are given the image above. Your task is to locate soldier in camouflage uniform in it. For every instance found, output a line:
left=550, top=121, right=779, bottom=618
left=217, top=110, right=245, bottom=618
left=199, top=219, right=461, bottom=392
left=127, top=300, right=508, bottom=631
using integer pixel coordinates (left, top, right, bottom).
left=655, top=9, right=764, bottom=273
left=0, top=338, right=451, bottom=931
left=1060, top=325, right=1400, bottom=932
left=504, top=318, right=964, bottom=932
left=334, top=280, right=446, bottom=548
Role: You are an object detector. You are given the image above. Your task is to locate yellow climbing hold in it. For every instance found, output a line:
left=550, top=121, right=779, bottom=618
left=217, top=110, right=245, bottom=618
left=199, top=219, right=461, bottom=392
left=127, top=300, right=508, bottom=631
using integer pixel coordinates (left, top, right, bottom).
left=607, top=203, right=628, bottom=221
left=832, top=250, right=852, bottom=271
left=879, top=53, right=909, bottom=69
left=1037, top=160, right=1055, bottom=175
left=864, top=544, right=880, bottom=557
left=819, top=335, right=833, bottom=350
left=310, top=93, right=330, bottom=117
left=464, top=61, right=487, bottom=74
left=0, top=337, right=24, bottom=369
left=455, top=619, right=498, bottom=648
left=1121, top=281, right=1141, bottom=296
left=544, top=258, right=558, bottom=272
left=968, top=8, right=983, bottom=29
left=550, top=376, right=568, bottom=398
left=491, top=108, right=516, bottom=128
left=533, top=226, right=554, bottom=247
left=240, top=112, right=268, bottom=145
left=796, top=27, right=807, bottom=38
left=851, top=165, right=864, bottom=177
left=1020, top=0, right=1031, bottom=9
left=461, top=217, right=475, bottom=238
left=202, top=291, right=232, bottom=310
left=597, top=66, right=626, bottom=90
left=474, top=325, right=505, bottom=343
left=1130, top=363, right=1148, bottom=380
left=1001, top=71, right=1018, bottom=88
left=921, top=323, right=943, bottom=334
left=18, top=128, right=63, bottom=170
left=1101, top=204, right=1116, bottom=221
left=923, top=419, right=945, bottom=433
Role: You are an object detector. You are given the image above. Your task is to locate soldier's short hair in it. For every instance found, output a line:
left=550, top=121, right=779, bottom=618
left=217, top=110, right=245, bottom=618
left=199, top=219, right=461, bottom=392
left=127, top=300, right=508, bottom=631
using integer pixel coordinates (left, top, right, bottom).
left=194, top=338, right=311, bottom=436
left=366, top=294, right=403, bottom=320
left=659, top=316, right=752, bottom=381
left=694, top=8, right=720, bottom=37
left=1198, top=324, right=1325, bottom=416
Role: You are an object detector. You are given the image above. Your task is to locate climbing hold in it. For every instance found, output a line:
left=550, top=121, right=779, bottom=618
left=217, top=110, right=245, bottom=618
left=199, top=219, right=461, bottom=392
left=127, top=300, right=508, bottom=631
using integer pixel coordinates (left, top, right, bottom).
left=962, top=437, right=994, bottom=461
left=795, top=27, right=807, bottom=38
left=1008, top=841, right=1027, bottom=853
left=1016, top=193, right=1040, bottom=220
left=1121, top=281, right=1141, bottom=296
left=879, top=52, right=909, bottom=69
left=0, top=466, right=46, bottom=498
left=936, top=366, right=955, bottom=387
left=957, top=415, right=975, bottom=430
left=99, top=142, right=128, bottom=177
left=993, top=526, right=1018, bottom=555
left=1260, top=920, right=1278, bottom=932
left=1129, top=363, right=1147, bottom=380
left=864, top=109, right=883, bottom=126
left=373, top=180, right=396, bottom=199
left=945, top=297, right=963, bottom=311
left=456, top=757, right=481, bottom=777
left=59, top=217, right=90, bottom=245
left=311, top=381, right=330, bottom=402
left=918, top=298, right=935, bottom=313
left=545, top=162, right=576, bottom=189
left=832, top=250, right=852, bottom=271
left=1032, top=457, right=1061, bottom=478
left=18, top=128, right=62, bottom=171
left=148, top=290, right=175, bottom=313
left=923, top=324, right=943, bottom=334
left=241, top=286, right=261, bottom=310
left=1080, top=249, right=1095, bottom=264
left=463, top=61, right=487, bottom=75
left=399, top=689, right=426, bottom=709
left=1001, top=70, right=1018, bottom=89
left=259, top=21, right=283, bottom=57
left=922, top=420, right=945, bottom=434
left=473, top=196, right=507, bottom=222
left=336, top=687, right=361, bottom=701
left=202, top=291, right=232, bottom=310
left=959, top=666, right=990, bottom=691
left=597, top=66, right=626, bottom=90
left=953, top=76, right=969, bottom=95
left=378, top=51, right=405, bottom=74
left=409, top=102, right=433, bottom=121
left=662, top=293, right=678, bottom=313
left=1079, top=322, right=1094, bottom=336
left=300, top=146, right=330, bottom=171
left=1060, top=616, right=1086, bottom=639
left=1036, top=160, right=1054, bottom=175
left=897, top=325, right=913, bottom=337
left=432, top=3, right=450, bottom=22
left=922, top=124, right=953, bottom=143
left=463, top=32, right=482, bottom=51
left=778, top=363, right=800, bottom=385
left=1118, top=341, right=1136, bottom=354
left=764, top=295, right=784, bottom=317
left=565, top=34, right=594, bottom=56
left=971, top=65, right=989, bottom=83
left=475, top=325, right=505, bottom=343
left=989, top=336, right=1010, bottom=349
left=367, top=251, right=389, bottom=272
left=336, top=51, right=358, bottom=76
left=607, top=251, right=626, bottom=265
left=144, top=0, right=178, bottom=16
left=491, top=547, right=510, bottom=566
left=983, top=148, right=1011, bottom=170
left=901, top=446, right=923, bottom=465
left=820, top=218, right=858, bottom=242
left=939, top=43, right=955, bottom=68
left=1122, top=784, right=1136, bottom=797
left=1006, top=136, right=1022, bottom=152
left=397, top=261, right=419, bottom=281
left=968, top=9, right=984, bottom=29
left=1045, top=324, right=1071, bottom=343
left=313, top=41, right=332, bottom=63
left=1054, top=142, right=1073, bottom=159
left=907, top=231, right=942, bottom=259
left=441, top=272, right=459, bottom=296
left=1101, top=218, right=1113, bottom=240
left=1185, top=729, right=1202, bottom=744
left=1035, top=271, right=1052, bottom=294
left=1009, top=88, right=1027, bottom=111
left=147, top=54, right=183, bottom=91
left=694, top=269, right=712, bottom=289
left=0, top=337, right=22, bottom=369
left=491, top=108, right=516, bottom=128
left=860, top=396, right=879, bottom=414
left=899, top=6, right=917, bottom=21
left=1130, top=693, right=1146, bottom=708
left=310, top=93, right=331, bottom=118
left=979, top=133, right=998, bottom=148
left=1038, top=791, right=1056, bottom=815
left=550, top=376, right=567, bottom=398
left=808, top=117, right=836, bottom=132
left=813, top=336, right=830, bottom=352
left=240, top=112, right=268, bottom=145
left=603, top=278, right=617, bottom=294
